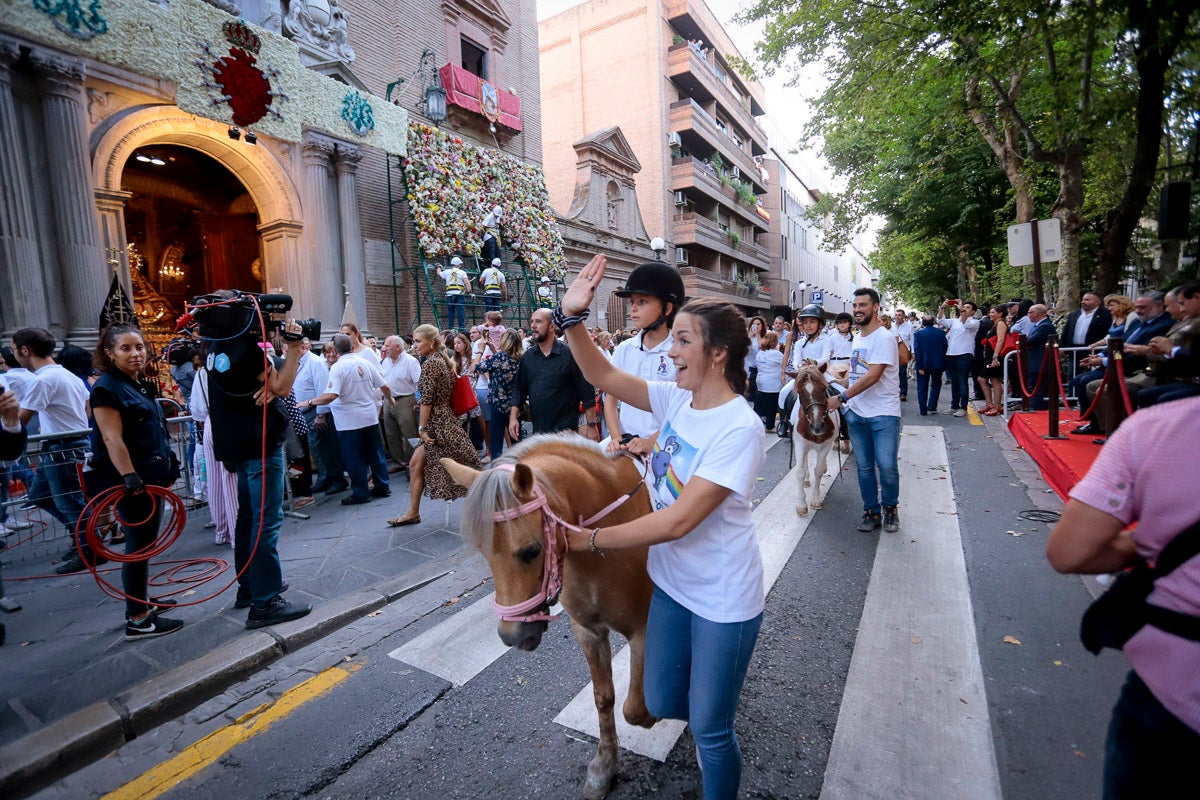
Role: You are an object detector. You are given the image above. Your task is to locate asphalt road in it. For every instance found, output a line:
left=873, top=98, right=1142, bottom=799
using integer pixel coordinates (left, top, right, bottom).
left=41, top=402, right=1129, bottom=800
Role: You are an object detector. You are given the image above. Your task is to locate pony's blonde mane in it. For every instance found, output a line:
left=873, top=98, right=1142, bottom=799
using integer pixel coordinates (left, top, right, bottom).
left=459, top=434, right=619, bottom=552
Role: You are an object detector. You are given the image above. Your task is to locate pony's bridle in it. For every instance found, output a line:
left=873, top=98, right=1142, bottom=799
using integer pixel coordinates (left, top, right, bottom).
left=489, top=459, right=645, bottom=624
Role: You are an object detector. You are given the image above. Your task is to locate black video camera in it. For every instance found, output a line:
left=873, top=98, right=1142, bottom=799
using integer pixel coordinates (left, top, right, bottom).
left=189, top=290, right=321, bottom=343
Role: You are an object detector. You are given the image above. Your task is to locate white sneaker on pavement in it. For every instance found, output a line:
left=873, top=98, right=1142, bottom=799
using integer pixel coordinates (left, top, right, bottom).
left=954, top=410, right=966, bottom=417
left=941, top=409, right=958, bottom=416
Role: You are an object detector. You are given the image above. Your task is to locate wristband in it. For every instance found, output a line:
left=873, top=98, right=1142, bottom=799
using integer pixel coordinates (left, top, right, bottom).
left=589, top=527, right=606, bottom=557
left=553, top=303, right=590, bottom=332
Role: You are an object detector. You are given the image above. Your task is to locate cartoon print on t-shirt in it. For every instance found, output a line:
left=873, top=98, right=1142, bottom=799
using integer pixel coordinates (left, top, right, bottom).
left=657, top=355, right=669, bottom=377
left=649, top=424, right=696, bottom=509
left=849, top=348, right=870, bottom=384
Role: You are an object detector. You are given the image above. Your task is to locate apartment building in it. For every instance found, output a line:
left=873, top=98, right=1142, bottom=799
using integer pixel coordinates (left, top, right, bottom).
left=761, top=148, right=873, bottom=318
left=540, top=0, right=772, bottom=311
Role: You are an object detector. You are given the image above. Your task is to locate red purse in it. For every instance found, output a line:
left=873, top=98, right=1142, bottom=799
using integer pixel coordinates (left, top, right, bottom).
left=450, top=374, right=480, bottom=416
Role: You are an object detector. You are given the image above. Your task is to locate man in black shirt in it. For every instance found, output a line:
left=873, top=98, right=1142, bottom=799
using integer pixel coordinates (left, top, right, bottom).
left=507, top=308, right=599, bottom=441
left=207, top=319, right=311, bottom=629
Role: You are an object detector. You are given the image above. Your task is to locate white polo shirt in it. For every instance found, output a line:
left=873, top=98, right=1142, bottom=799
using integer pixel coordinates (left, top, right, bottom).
left=611, top=331, right=676, bottom=437
left=326, top=353, right=385, bottom=431
left=381, top=351, right=421, bottom=396
left=937, top=315, right=980, bottom=357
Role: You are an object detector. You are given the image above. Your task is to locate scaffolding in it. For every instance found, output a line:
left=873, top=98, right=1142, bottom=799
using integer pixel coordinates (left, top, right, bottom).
left=385, top=153, right=560, bottom=333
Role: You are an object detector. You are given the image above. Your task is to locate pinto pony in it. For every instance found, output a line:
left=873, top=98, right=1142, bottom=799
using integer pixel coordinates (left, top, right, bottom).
left=788, top=364, right=840, bottom=516
left=443, top=435, right=655, bottom=800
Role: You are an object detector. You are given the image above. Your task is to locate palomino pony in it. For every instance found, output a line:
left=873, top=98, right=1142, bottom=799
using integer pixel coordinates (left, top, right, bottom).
left=442, top=434, right=655, bottom=800
left=788, top=364, right=840, bottom=516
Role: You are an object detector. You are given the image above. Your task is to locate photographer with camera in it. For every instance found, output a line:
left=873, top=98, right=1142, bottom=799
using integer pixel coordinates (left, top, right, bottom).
left=193, top=291, right=315, bottom=629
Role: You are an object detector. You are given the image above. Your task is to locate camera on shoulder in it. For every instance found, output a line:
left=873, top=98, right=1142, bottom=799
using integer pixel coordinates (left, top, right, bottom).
left=189, top=290, right=320, bottom=342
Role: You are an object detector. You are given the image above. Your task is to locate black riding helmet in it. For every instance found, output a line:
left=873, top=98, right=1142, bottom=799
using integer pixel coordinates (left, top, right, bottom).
left=796, top=303, right=825, bottom=321
left=615, top=262, right=687, bottom=331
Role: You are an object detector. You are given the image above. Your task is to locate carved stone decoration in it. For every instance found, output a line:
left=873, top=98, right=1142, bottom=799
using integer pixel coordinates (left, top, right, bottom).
left=199, top=0, right=242, bottom=14
left=85, top=87, right=131, bottom=125
left=283, top=0, right=355, bottom=64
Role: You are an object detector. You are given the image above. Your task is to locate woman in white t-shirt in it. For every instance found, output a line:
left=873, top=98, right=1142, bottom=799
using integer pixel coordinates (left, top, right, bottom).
left=557, top=254, right=765, bottom=800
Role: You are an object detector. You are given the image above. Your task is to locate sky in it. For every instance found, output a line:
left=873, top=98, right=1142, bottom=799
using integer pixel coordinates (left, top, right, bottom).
left=534, top=0, right=837, bottom=192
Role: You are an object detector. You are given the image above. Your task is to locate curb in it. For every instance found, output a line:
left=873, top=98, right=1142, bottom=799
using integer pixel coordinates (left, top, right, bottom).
left=0, top=561, right=461, bottom=797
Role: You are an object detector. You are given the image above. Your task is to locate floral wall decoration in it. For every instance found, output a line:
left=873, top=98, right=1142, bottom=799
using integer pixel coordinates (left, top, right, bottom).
left=340, top=90, right=374, bottom=137
left=403, top=122, right=566, bottom=277
left=4, top=0, right=407, bottom=153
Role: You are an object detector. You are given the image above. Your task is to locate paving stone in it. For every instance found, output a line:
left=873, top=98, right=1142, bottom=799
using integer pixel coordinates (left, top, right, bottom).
left=0, top=701, right=124, bottom=798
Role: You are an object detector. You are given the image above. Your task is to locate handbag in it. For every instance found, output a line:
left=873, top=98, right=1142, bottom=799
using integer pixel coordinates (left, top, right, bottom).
left=897, top=340, right=911, bottom=366
left=1080, top=514, right=1200, bottom=654
left=450, top=373, right=480, bottom=417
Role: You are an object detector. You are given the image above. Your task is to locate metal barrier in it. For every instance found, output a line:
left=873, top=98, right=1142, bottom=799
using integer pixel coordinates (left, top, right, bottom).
left=1, top=414, right=200, bottom=565
left=1001, top=344, right=1094, bottom=422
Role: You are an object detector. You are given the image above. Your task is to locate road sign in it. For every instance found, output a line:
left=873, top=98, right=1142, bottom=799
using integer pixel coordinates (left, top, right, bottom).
left=1007, top=219, right=1062, bottom=267
left=811, top=290, right=824, bottom=305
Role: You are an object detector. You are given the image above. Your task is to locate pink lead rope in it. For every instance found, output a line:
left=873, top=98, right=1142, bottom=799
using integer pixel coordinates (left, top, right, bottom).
left=489, top=460, right=645, bottom=623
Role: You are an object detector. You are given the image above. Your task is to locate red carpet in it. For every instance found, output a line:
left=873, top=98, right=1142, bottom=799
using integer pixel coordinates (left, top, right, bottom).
left=1007, top=412, right=1102, bottom=501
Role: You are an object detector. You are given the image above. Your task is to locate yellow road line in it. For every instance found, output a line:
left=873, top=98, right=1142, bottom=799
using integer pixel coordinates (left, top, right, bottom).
left=966, top=405, right=984, bottom=426
left=104, top=663, right=360, bottom=800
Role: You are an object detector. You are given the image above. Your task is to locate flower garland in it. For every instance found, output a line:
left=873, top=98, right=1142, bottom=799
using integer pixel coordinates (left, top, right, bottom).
left=403, top=122, right=565, bottom=277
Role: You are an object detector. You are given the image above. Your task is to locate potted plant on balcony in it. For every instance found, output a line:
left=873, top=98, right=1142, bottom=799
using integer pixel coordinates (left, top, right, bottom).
left=746, top=273, right=762, bottom=295
left=735, top=180, right=756, bottom=207
left=672, top=34, right=685, bottom=45
left=729, top=230, right=741, bottom=247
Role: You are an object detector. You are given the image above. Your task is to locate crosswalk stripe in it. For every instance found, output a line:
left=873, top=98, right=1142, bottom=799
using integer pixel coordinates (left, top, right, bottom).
left=819, top=426, right=1001, bottom=800
left=554, top=437, right=841, bottom=760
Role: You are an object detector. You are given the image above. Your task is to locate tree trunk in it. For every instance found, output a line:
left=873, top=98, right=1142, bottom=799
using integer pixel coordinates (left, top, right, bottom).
left=955, top=243, right=970, bottom=299
left=1151, top=238, right=1182, bottom=285
left=1095, top=0, right=1192, bottom=295
left=1051, top=147, right=1085, bottom=311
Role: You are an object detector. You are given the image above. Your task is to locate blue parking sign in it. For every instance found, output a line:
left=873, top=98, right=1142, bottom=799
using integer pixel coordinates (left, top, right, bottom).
left=811, top=290, right=824, bottom=304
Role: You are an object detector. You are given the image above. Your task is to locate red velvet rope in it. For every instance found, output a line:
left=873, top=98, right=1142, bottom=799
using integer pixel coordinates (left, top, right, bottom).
left=1113, top=353, right=1135, bottom=416
left=1013, top=350, right=1046, bottom=398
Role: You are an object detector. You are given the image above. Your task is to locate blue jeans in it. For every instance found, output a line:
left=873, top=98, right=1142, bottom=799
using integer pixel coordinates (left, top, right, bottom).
left=483, top=293, right=501, bottom=312
left=916, top=369, right=943, bottom=414
left=446, top=294, right=465, bottom=328
left=644, top=586, right=762, bottom=800
left=1104, top=670, right=1200, bottom=799
left=487, top=401, right=509, bottom=459
left=945, top=354, right=971, bottom=410
left=233, top=447, right=286, bottom=606
left=28, top=438, right=87, bottom=543
left=898, top=363, right=908, bottom=398
left=844, top=408, right=900, bottom=513
left=337, top=424, right=389, bottom=501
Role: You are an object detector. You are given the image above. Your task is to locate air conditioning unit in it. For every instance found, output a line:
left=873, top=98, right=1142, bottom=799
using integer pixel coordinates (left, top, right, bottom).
left=675, top=247, right=689, bottom=265
left=673, top=191, right=686, bottom=206
left=668, top=132, right=682, bottom=147
left=730, top=166, right=741, bottom=179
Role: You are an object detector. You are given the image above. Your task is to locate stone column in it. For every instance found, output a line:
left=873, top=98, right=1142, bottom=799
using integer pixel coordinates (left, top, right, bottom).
left=334, top=144, right=367, bottom=332
left=299, top=132, right=342, bottom=330
left=259, top=219, right=305, bottom=308
left=94, top=188, right=134, bottom=302
left=0, top=40, right=50, bottom=333
left=33, top=53, right=107, bottom=344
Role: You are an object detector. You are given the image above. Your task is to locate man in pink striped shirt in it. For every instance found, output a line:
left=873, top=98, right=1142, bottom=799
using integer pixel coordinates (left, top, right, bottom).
left=1048, top=393, right=1200, bottom=797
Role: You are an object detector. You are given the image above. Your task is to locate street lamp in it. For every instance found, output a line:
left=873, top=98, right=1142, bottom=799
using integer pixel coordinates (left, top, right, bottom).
left=798, top=281, right=807, bottom=308
left=386, top=48, right=447, bottom=126
left=650, top=236, right=667, bottom=261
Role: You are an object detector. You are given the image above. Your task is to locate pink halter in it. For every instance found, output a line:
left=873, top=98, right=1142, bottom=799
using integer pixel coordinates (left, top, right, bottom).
left=489, top=461, right=643, bottom=623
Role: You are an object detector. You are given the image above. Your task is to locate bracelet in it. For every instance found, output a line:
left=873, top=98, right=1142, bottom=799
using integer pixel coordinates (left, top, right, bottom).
left=553, top=303, right=590, bottom=332
left=588, top=527, right=606, bottom=557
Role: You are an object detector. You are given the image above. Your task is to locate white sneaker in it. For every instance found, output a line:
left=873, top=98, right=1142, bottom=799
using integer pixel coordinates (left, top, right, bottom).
left=940, top=409, right=958, bottom=415
left=3, top=518, right=32, bottom=531
left=954, top=410, right=966, bottom=417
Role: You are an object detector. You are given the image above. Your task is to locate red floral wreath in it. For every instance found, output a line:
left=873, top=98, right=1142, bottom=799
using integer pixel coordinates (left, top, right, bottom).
left=213, top=47, right=271, bottom=127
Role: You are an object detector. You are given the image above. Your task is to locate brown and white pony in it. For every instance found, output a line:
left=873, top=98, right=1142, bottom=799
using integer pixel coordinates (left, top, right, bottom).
left=788, top=364, right=840, bottom=516
left=443, top=435, right=655, bottom=800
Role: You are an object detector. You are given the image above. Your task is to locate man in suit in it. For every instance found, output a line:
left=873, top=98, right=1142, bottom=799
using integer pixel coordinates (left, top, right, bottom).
left=913, top=317, right=948, bottom=415
left=1061, top=292, right=1112, bottom=350
left=1073, top=291, right=1174, bottom=435
left=1024, top=304, right=1056, bottom=410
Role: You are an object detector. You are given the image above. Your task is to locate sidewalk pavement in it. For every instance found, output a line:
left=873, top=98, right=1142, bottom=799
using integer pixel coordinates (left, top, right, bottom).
left=0, top=474, right=479, bottom=792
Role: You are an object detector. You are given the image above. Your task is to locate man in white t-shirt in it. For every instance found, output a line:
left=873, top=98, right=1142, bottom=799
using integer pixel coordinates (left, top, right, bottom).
left=480, top=258, right=507, bottom=312
left=438, top=257, right=471, bottom=329
left=827, top=289, right=901, bottom=533
left=302, top=335, right=392, bottom=505
left=11, top=327, right=93, bottom=569
left=605, top=263, right=684, bottom=452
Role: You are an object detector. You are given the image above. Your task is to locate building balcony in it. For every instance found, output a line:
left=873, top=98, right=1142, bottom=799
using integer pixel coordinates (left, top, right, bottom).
left=670, top=156, right=768, bottom=233
left=676, top=265, right=771, bottom=309
left=665, top=0, right=766, bottom=116
left=672, top=212, right=770, bottom=271
left=666, top=44, right=767, bottom=156
left=669, top=99, right=765, bottom=194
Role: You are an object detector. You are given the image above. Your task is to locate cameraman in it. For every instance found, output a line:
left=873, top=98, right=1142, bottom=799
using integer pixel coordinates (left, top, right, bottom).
left=204, top=296, right=312, bottom=629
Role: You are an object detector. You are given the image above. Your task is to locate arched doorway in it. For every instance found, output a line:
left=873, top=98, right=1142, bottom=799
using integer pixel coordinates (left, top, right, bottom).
left=121, top=144, right=263, bottom=324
